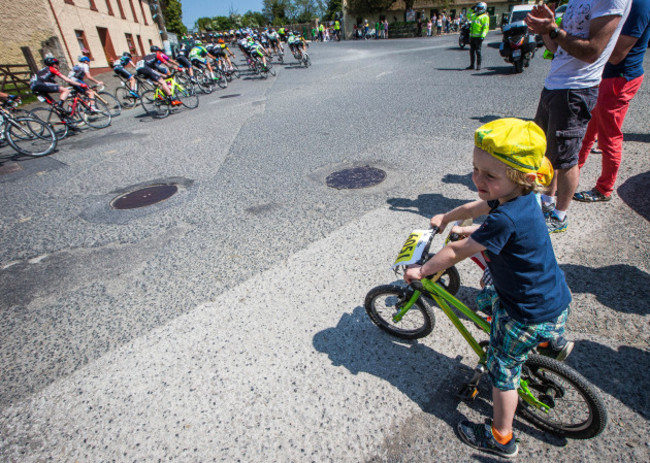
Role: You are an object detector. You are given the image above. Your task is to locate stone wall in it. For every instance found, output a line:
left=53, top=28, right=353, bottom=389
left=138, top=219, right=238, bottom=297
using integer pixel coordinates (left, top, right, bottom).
left=0, top=0, right=58, bottom=66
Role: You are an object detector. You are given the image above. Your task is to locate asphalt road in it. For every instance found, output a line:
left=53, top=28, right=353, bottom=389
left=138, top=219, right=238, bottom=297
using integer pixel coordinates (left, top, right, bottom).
left=1, top=33, right=649, bottom=462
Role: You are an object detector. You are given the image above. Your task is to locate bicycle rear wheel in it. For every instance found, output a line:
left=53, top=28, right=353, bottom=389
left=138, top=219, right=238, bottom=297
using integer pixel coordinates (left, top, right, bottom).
left=517, top=354, right=608, bottom=439
left=5, top=117, right=57, bottom=157
left=115, top=87, right=138, bottom=109
left=80, top=99, right=112, bottom=128
left=97, top=91, right=122, bottom=117
left=364, top=284, right=435, bottom=340
left=140, top=89, right=170, bottom=118
left=29, top=106, right=69, bottom=140
left=197, top=74, right=215, bottom=94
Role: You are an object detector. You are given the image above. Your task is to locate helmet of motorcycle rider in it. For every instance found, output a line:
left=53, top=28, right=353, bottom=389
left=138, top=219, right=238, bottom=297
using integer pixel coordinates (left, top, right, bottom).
left=473, top=2, right=487, bottom=14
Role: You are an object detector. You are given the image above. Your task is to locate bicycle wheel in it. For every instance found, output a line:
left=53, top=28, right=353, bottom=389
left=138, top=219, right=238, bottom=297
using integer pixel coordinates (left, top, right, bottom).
left=97, top=91, right=122, bottom=117
left=424, top=265, right=460, bottom=296
left=29, top=106, right=69, bottom=140
left=364, top=284, right=435, bottom=340
left=267, top=66, right=277, bottom=77
left=517, top=354, right=608, bottom=439
left=177, top=86, right=199, bottom=109
left=115, top=86, right=138, bottom=109
left=140, top=89, right=170, bottom=118
left=80, top=99, right=112, bottom=128
left=216, top=73, right=228, bottom=89
left=197, top=75, right=215, bottom=94
left=5, top=117, right=57, bottom=157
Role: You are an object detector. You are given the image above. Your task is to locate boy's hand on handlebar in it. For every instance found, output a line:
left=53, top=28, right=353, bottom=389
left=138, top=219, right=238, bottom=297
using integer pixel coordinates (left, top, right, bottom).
left=430, top=214, right=448, bottom=233
left=449, top=224, right=481, bottom=240
left=404, top=265, right=424, bottom=285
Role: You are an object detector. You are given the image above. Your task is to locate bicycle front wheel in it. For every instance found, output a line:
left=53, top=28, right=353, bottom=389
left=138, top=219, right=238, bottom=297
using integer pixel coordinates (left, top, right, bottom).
left=115, top=87, right=138, bottom=109
left=5, top=117, right=57, bottom=157
left=177, top=86, right=199, bottom=109
left=364, top=284, right=435, bottom=340
left=517, top=354, right=608, bottom=439
left=81, top=100, right=112, bottom=128
left=97, top=91, right=122, bottom=117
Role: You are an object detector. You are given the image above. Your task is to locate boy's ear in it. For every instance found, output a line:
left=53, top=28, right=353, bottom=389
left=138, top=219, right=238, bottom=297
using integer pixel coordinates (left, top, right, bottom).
left=525, top=172, right=537, bottom=184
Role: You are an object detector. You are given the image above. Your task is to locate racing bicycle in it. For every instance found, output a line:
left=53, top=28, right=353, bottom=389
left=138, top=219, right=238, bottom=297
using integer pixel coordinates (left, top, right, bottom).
left=364, top=227, right=608, bottom=440
left=140, top=70, right=198, bottom=119
left=0, top=97, right=57, bottom=157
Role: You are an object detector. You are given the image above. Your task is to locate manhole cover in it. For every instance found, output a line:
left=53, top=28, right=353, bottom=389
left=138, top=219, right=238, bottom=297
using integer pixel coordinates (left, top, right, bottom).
left=111, top=184, right=178, bottom=210
left=326, top=166, right=386, bottom=190
left=220, top=94, right=241, bottom=99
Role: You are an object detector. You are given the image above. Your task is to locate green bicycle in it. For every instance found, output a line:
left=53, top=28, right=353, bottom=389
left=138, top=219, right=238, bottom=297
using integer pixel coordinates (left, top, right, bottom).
left=140, top=70, right=199, bottom=119
left=364, top=228, right=607, bottom=440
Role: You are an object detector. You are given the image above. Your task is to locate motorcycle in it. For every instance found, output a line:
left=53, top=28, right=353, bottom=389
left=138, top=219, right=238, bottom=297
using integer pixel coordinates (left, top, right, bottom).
left=499, top=20, right=537, bottom=73
left=458, top=21, right=470, bottom=49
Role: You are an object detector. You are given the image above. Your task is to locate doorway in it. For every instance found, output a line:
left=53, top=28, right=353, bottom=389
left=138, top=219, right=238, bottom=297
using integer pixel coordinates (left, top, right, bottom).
left=96, top=27, right=117, bottom=66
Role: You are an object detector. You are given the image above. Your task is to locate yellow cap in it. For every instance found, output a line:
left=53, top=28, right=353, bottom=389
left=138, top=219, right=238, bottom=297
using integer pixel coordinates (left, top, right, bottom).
left=536, top=157, right=554, bottom=187
left=475, top=118, right=546, bottom=173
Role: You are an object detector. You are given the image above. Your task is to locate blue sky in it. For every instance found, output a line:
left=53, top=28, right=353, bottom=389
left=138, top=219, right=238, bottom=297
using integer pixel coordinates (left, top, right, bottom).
left=182, top=0, right=265, bottom=29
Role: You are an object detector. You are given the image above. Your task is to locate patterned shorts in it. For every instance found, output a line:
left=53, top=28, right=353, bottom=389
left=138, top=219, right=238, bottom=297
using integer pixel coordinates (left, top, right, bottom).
left=483, top=288, right=570, bottom=390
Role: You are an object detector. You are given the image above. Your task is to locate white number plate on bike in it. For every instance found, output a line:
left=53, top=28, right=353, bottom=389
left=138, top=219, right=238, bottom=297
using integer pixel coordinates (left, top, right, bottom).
left=36, top=96, right=46, bottom=102
left=392, top=230, right=432, bottom=268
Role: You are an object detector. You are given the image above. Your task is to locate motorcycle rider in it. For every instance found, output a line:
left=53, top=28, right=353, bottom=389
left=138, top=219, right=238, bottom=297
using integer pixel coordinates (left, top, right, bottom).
left=466, top=2, right=490, bottom=70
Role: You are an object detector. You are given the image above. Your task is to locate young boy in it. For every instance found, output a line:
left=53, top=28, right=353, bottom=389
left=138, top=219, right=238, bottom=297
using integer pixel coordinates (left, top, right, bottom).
left=404, top=118, right=573, bottom=458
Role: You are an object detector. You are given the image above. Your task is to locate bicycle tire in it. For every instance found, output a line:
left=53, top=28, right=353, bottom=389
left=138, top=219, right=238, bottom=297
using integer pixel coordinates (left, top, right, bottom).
left=423, top=264, right=461, bottom=296
left=140, top=89, right=170, bottom=118
left=29, top=106, right=69, bottom=140
left=459, top=36, right=466, bottom=49
left=197, top=75, right=215, bottom=94
left=80, top=99, right=112, bottom=128
left=115, top=86, right=138, bottom=109
left=216, top=74, right=228, bottom=89
left=517, top=354, right=608, bottom=439
left=97, top=91, right=122, bottom=117
left=364, top=284, right=435, bottom=340
left=177, top=86, right=199, bottom=109
left=5, top=117, right=57, bottom=157
left=267, top=65, right=277, bottom=77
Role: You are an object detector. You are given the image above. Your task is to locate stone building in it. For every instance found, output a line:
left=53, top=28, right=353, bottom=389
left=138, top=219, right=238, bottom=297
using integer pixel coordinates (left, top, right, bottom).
left=0, top=0, right=164, bottom=72
left=341, top=0, right=526, bottom=38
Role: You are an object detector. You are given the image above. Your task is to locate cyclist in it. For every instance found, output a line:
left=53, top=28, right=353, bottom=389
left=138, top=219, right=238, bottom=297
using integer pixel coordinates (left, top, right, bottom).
left=267, top=29, right=284, bottom=57
left=403, top=118, right=573, bottom=458
left=112, top=52, right=137, bottom=93
left=135, top=46, right=182, bottom=106
left=288, top=31, right=309, bottom=61
left=68, top=55, right=104, bottom=109
left=189, top=40, right=219, bottom=82
left=176, top=43, right=195, bottom=81
left=212, top=39, right=236, bottom=71
left=248, top=37, right=270, bottom=69
left=30, top=55, right=86, bottom=111
left=278, top=26, right=286, bottom=42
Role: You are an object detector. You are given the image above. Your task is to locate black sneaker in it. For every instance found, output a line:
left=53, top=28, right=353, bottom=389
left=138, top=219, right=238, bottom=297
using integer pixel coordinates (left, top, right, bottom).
left=458, top=420, right=518, bottom=459
left=538, top=336, right=574, bottom=361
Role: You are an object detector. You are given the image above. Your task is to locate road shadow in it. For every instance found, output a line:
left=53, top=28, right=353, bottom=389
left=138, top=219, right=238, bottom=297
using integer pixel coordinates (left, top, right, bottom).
left=387, top=193, right=468, bottom=219
left=569, top=339, right=650, bottom=419
left=561, top=263, right=650, bottom=315
left=624, top=132, right=650, bottom=143
left=436, top=67, right=472, bottom=72
left=441, top=172, right=478, bottom=192
left=617, top=171, right=650, bottom=221
left=313, top=306, right=566, bottom=446
left=473, top=66, right=516, bottom=76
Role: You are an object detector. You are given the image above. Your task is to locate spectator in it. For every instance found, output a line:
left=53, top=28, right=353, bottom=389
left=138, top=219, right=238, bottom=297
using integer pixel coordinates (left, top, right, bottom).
left=438, top=14, right=444, bottom=35
left=376, top=20, right=381, bottom=39
left=364, top=19, right=369, bottom=39
left=319, top=22, right=325, bottom=42
left=417, top=17, right=423, bottom=37
left=384, top=19, right=389, bottom=39
left=312, top=26, right=317, bottom=42
left=427, top=18, right=433, bottom=37
left=526, top=0, right=632, bottom=232
left=574, top=0, right=649, bottom=202
left=335, top=19, right=341, bottom=41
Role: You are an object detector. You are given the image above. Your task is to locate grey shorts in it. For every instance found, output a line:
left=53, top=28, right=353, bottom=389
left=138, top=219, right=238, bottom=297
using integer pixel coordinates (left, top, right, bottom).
left=534, top=87, right=598, bottom=170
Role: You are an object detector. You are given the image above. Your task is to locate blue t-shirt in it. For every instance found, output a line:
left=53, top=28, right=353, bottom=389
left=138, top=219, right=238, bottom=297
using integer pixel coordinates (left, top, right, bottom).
left=603, top=0, right=650, bottom=80
left=470, top=193, right=571, bottom=323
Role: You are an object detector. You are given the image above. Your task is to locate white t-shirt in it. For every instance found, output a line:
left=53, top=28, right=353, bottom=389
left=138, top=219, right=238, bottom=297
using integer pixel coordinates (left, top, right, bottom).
left=544, top=0, right=631, bottom=89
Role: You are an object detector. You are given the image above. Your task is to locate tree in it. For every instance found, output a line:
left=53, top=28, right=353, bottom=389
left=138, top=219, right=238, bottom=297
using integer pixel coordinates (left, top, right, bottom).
left=195, top=16, right=214, bottom=31
left=160, top=0, right=188, bottom=35
left=325, top=0, right=342, bottom=20
left=263, top=0, right=289, bottom=23
left=242, top=10, right=267, bottom=27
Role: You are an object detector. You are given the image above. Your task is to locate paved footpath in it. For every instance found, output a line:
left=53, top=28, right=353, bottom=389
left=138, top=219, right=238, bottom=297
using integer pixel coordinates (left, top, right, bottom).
left=1, top=36, right=649, bottom=462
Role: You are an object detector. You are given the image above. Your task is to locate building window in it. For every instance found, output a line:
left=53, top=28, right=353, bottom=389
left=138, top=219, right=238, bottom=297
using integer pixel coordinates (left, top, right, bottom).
left=148, top=38, right=153, bottom=50
left=89, top=0, right=98, bottom=10
left=115, top=0, right=126, bottom=19
left=139, top=0, right=148, bottom=25
left=128, top=0, right=139, bottom=23
left=75, top=30, right=93, bottom=59
left=136, top=35, right=145, bottom=56
left=125, top=33, right=137, bottom=56
left=64, top=0, right=75, bottom=4
left=105, top=0, right=114, bottom=15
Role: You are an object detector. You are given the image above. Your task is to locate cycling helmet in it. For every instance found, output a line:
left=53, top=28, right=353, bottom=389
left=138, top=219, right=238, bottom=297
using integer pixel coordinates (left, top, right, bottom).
left=122, top=51, right=132, bottom=58
left=195, top=40, right=202, bottom=45
left=44, top=56, right=59, bottom=66
left=218, top=39, right=225, bottom=44
left=473, top=2, right=487, bottom=14
left=78, top=55, right=90, bottom=63
left=150, top=45, right=161, bottom=52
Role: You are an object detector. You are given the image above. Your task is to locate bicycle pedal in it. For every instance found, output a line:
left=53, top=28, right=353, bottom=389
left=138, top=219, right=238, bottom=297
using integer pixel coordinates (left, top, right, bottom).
left=456, top=384, right=479, bottom=401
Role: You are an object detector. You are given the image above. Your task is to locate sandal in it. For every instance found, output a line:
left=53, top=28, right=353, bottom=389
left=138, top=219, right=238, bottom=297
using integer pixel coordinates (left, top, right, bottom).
left=573, top=188, right=611, bottom=202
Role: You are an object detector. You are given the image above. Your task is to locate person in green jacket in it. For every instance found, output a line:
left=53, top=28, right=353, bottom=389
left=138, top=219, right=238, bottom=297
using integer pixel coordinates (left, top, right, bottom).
left=466, top=2, right=490, bottom=70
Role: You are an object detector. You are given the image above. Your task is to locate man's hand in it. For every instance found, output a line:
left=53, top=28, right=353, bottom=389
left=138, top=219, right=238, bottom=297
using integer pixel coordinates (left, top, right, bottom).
left=404, top=265, right=424, bottom=285
left=525, top=5, right=556, bottom=35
